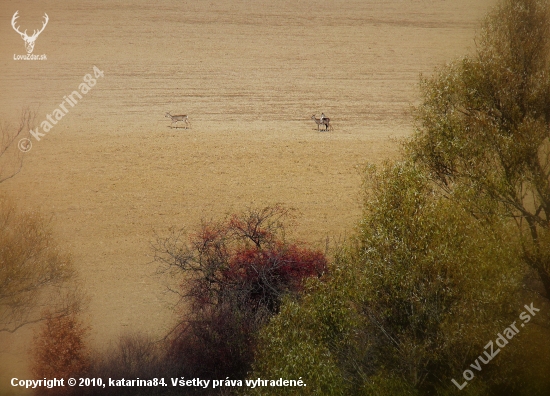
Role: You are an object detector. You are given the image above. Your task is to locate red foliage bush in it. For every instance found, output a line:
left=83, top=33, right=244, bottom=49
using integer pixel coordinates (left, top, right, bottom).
left=31, top=312, right=90, bottom=396
left=225, top=243, right=327, bottom=313
left=154, top=206, right=327, bottom=382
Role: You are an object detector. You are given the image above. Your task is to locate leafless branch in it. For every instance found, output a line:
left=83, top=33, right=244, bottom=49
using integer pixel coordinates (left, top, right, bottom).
left=0, top=107, right=36, bottom=183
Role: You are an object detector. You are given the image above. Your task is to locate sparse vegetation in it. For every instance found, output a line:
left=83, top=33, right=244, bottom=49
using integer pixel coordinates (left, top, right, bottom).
left=84, top=333, right=172, bottom=396
left=0, top=196, right=75, bottom=333
left=0, top=108, right=35, bottom=183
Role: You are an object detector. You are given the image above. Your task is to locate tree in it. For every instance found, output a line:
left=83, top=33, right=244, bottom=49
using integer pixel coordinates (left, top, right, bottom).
left=154, top=205, right=327, bottom=383
left=0, top=107, right=35, bottom=182
left=85, top=333, right=172, bottom=396
left=407, top=0, right=550, bottom=299
left=31, top=311, right=90, bottom=396
left=247, top=162, right=525, bottom=395
left=0, top=196, right=75, bottom=333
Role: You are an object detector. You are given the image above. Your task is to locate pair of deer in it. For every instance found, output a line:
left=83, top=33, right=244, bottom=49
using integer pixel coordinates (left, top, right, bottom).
left=167, top=112, right=332, bottom=132
left=311, top=113, right=333, bottom=131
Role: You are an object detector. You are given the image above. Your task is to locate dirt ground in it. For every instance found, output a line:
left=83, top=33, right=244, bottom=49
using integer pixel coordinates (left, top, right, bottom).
left=0, top=0, right=497, bottom=393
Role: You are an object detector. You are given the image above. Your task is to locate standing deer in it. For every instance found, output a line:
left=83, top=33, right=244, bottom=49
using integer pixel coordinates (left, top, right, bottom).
left=11, top=11, right=49, bottom=54
left=311, top=115, right=332, bottom=131
left=165, top=112, right=190, bottom=129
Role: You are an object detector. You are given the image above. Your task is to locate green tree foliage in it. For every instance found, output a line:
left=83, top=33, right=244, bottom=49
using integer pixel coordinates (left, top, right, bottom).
left=244, top=256, right=361, bottom=396
left=407, top=0, right=550, bottom=298
left=248, top=162, right=524, bottom=395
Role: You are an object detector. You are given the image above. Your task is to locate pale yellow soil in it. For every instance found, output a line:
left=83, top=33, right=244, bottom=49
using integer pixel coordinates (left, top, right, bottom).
left=0, top=0, right=496, bottom=393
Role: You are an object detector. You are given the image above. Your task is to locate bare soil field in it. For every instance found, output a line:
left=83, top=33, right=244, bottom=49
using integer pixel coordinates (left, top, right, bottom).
left=0, top=0, right=496, bottom=392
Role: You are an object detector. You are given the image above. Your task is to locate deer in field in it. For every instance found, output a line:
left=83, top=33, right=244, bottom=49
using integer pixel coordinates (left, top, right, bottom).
left=311, top=114, right=333, bottom=131
left=165, top=112, right=190, bottom=129
left=11, top=11, right=49, bottom=54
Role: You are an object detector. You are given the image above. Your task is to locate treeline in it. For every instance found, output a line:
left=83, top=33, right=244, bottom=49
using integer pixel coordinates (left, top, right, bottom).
left=19, top=0, right=550, bottom=395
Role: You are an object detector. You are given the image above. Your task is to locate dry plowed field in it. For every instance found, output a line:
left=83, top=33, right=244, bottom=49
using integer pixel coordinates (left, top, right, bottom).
left=0, top=0, right=496, bottom=391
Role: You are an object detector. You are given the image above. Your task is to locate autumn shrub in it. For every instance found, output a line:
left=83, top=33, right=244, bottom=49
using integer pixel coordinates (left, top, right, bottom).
left=84, top=333, right=173, bottom=396
left=154, top=205, right=327, bottom=384
left=31, top=311, right=90, bottom=396
left=0, top=195, right=74, bottom=333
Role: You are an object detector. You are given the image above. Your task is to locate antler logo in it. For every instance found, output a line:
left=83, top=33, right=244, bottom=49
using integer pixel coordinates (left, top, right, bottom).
left=11, top=11, right=49, bottom=54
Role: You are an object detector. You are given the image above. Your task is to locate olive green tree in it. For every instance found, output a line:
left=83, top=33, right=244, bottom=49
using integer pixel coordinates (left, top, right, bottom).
left=248, top=161, right=524, bottom=395
left=408, top=0, right=550, bottom=299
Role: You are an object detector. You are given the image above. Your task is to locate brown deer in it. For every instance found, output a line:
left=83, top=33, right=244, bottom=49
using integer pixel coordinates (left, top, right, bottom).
left=311, top=115, right=332, bottom=131
left=165, top=112, right=190, bottom=129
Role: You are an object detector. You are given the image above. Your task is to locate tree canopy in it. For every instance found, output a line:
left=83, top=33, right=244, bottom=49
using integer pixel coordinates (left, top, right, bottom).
left=408, top=0, right=550, bottom=298
left=248, top=161, right=524, bottom=395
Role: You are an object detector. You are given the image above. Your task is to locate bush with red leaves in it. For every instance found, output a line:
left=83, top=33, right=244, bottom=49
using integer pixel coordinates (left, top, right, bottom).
left=31, top=312, right=90, bottom=396
left=225, top=243, right=327, bottom=313
left=154, top=205, right=327, bottom=383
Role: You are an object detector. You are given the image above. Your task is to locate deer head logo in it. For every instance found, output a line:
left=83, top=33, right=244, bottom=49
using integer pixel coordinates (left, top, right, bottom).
left=11, top=11, right=49, bottom=54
